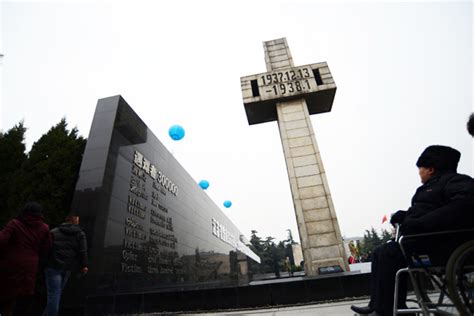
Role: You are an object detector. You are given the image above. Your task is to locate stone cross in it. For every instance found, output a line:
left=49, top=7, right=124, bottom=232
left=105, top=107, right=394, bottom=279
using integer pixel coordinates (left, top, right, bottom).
left=240, top=38, right=348, bottom=276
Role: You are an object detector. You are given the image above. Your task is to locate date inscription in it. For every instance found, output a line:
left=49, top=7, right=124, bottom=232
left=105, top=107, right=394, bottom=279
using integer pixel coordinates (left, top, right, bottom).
left=260, top=67, right=311, bottom=85
left=258, top=66, right=317, bottom=98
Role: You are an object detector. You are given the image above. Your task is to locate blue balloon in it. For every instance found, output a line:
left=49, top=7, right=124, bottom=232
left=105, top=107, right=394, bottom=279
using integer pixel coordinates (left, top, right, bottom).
left=168, top=124, right=185, bottom=141
left=199, top=180, right=209, bottom=190
left=223, top=200, right=232, bottom=208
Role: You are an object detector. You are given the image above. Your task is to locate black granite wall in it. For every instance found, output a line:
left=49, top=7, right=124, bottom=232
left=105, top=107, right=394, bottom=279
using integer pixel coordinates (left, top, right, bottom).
left=66, top=96, right=258, bottom=307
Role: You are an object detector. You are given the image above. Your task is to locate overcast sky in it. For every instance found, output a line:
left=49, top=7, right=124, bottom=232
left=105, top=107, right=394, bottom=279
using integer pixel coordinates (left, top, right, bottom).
left=1, top=1, right=473, bottom=242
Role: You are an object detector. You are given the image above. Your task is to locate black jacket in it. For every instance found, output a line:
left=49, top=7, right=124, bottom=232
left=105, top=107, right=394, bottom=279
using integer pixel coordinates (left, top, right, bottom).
left=48, top=223, right=88, bottom=271
left=399, top=172, right=473, bottom=235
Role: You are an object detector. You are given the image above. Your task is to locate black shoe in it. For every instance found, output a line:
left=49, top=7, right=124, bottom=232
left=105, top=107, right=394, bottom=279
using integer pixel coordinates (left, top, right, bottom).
left=350, top=305, right=374, bottom=314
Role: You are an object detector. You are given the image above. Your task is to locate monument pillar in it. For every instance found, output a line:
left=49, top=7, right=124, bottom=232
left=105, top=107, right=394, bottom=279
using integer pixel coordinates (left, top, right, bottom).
left=241, top=38, right=348, bottom=275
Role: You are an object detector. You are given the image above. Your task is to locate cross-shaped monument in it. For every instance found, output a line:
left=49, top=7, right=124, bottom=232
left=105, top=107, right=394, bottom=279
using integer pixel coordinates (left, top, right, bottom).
left=240, top=38, right=347, bottom=276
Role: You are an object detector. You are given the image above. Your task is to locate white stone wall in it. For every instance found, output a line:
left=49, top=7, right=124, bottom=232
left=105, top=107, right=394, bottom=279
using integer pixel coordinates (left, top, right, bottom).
left=292, top=243, right=304, bottom=267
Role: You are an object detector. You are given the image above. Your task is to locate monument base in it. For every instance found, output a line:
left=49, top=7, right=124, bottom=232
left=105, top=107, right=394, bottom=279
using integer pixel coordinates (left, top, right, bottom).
left=310, top=257, right=347, bottom=275
left=66, top=272, right=371, bottom=314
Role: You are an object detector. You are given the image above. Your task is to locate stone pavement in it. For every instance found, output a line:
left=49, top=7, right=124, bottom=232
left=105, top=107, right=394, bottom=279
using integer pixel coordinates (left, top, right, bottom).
left=182, top=293, right=457, bottom=316
left=183, top=297, right=370, bottom=315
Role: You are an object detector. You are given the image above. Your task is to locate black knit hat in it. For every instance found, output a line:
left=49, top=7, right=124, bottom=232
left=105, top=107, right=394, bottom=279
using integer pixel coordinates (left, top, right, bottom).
left=21, top=202, right=44, bottom=215
left=416, top=145, right=460, bottom=172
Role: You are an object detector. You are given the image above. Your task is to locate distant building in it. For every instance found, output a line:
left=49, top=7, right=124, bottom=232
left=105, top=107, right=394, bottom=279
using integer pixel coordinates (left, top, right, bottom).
left=292, top=243, right=304, bottom=267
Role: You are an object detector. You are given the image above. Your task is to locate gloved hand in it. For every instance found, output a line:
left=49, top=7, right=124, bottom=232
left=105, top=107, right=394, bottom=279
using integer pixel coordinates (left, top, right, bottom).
left=390, top=210, right=406, bottom=226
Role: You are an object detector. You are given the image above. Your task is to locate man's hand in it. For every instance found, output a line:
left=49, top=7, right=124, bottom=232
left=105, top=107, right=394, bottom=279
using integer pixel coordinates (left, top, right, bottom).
left=81, top=267, right=89, bottom=274
left=390, top=210, right=406, bottom=226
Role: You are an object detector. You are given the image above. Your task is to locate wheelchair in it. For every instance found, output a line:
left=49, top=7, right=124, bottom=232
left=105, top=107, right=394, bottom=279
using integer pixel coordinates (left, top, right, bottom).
left=394, top=228, right=474, bottom=315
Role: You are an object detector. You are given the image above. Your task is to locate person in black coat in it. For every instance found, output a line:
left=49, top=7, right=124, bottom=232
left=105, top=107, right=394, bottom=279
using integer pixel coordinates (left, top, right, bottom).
left=351, top=145, right=473, bottom=315
left=43, top=215, right=88, bottom=316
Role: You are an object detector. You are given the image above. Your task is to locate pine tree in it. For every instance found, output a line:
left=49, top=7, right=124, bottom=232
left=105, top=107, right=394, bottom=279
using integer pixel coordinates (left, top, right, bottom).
left=381, top=228, right=393, bottom=243
left=0, top=122, right=27, bottom=226
left=248, top=230, right=266, bottom=273
left=247, top=230, right=293, bottom=274
left=359, top=227, right=394, bottom=261
left=370, top=227, right=382, bottom=245
left=8, top=119, right=86, bottom=227
left=249, top=230, right=264, bottom=254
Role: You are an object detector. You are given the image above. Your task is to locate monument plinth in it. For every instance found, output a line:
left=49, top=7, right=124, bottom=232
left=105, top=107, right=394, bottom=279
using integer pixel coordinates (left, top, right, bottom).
left=241, top=38, right=347, bottom=276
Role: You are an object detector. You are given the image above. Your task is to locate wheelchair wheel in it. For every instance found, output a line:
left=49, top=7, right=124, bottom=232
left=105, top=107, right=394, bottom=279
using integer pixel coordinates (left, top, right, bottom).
left=446, top=240, right=474, bottom=316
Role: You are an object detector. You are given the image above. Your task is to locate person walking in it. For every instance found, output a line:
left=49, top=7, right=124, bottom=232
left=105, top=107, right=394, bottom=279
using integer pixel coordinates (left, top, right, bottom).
left=43, top=215, right=88, bottom=316
left=351, top=145, right=473, bottom=315
left=0, top=202, right=52, bottom=316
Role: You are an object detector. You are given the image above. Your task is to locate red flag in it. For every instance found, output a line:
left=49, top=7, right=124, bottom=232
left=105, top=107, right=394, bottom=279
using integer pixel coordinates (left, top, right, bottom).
left=382, top=214, right=388, bottom=224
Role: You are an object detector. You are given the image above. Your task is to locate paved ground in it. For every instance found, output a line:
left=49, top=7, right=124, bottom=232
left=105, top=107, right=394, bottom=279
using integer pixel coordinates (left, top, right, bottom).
left=135, top=264, right=461, bottom=315
left=187, top=300, right=368, bottom=316
left=181, top=294, right=458, bottom=316
left=184, top=297, right=370, bottom=315
left=143, top=293, right=457, bottom=315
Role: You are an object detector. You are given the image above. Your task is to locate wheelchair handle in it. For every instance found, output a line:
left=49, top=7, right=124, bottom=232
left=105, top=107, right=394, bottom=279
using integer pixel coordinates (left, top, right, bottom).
left=394, top=224, right=400, bottom=241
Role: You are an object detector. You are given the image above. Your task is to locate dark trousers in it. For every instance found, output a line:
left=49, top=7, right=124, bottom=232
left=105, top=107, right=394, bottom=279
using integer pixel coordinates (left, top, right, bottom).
left=369, top=241, right=408, bottom=315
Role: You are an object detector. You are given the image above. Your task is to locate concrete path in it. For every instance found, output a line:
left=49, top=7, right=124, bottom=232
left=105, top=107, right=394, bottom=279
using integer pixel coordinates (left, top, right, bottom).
left=183, top=298, right=369, bottom=315
left=181, top=293, right=458, bottom=316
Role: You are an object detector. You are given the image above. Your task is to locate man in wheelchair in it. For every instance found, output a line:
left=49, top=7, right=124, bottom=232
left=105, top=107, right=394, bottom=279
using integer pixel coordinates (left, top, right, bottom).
left=351, top=145, right=474, bottom=315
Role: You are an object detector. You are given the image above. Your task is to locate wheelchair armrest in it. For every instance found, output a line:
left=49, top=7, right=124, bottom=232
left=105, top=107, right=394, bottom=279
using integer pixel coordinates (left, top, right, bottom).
left=399, top=228, right=474, bottom=240
left=399, top=228, right=474, bottom=268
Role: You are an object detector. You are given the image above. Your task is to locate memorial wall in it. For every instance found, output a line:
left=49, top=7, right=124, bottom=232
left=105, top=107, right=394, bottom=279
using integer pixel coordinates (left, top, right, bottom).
left=69, top=96, right=259, bottom=298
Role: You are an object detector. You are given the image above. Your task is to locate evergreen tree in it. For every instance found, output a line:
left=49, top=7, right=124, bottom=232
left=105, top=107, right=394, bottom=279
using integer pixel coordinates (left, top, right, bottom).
left=276, top=240, right=290, bottom=268
left=359, top=227, right=393, bottom=260
left=381, top=228, right=393, bottom=243
left=249, top=230, right=264, bottom=254
left=262, top=236, right=276, bottom=273
left=371, top=227, right=382, bottom=248
left=286, top=229, right=295, bottom=244
left=0, top=122, right=27, bottom=226
left=248, top=230, right=266, bottom=273
left=8, top=119, right=86, bottom=227
left=263, top=236, right=275, bottom=252
left=359, top=228, right=380, bottom=259
left=247, top=230, right=295, bottom=274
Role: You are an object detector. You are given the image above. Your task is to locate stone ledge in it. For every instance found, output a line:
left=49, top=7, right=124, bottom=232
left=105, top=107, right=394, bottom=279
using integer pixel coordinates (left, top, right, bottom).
left=79, top=272, right=371, bottom=314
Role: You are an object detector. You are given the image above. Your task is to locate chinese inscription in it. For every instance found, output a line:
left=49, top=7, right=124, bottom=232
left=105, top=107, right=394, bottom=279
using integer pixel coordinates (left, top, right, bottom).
left=120, top=150, right=181, bottom=275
